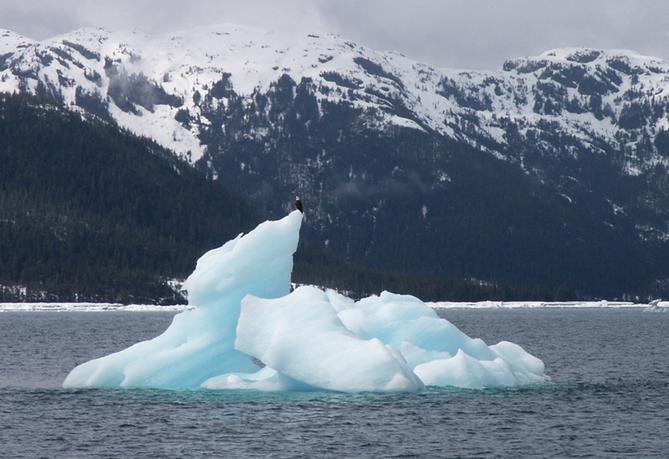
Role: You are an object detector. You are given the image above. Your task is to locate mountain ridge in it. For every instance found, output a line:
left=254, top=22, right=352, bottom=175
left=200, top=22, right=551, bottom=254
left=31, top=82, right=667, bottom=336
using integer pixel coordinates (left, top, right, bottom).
left=3, top=25, right=669, bottom=298
left=3, top=25, right=669, bottom=168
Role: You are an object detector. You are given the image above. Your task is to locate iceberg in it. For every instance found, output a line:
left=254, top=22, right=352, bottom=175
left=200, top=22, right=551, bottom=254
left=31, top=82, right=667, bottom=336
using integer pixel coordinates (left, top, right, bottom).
left=63, top=212, right=302, bottom=389
left=64, top=211, right=548, bottom=392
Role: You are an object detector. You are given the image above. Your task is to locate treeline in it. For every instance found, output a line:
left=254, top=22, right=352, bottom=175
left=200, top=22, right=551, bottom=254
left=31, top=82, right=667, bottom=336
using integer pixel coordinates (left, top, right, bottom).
left=293, top=242, right=576, bottom=302
left=0, top=93, right=580, bottom=303
left=0, top=92, right=258, bottom=303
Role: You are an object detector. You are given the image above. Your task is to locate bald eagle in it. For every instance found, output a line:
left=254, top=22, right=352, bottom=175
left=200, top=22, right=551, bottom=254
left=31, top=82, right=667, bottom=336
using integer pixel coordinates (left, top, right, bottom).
left=294, top=196, right=303, bottom=213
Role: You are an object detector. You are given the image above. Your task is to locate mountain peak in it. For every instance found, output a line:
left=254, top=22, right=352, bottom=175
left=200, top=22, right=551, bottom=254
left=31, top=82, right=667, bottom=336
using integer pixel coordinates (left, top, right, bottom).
left=0, top=29, right=35, bottom=53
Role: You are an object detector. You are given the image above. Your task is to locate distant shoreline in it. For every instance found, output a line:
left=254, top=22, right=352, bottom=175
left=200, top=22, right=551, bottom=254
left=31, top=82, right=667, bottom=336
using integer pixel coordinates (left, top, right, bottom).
left=429, top=300, right=654, bottom=309
left=1, top=301, right=666, bottom=312
left=0, top=303, right=191, bottom=312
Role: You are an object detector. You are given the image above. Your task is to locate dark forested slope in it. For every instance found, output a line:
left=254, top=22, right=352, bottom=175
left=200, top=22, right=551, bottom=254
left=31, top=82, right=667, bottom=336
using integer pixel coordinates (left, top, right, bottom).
left=2, top=92, right=665, bottom=303
left=0, top=93, right=258, bottom=302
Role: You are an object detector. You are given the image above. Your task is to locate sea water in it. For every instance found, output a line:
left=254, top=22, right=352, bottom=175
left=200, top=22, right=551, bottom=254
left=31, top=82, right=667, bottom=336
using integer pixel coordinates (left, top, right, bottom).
left=0, top=309, right=667, bottom=458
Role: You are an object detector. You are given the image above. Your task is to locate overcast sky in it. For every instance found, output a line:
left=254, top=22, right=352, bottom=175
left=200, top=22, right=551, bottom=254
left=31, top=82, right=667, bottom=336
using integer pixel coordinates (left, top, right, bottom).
left=1, top=0, right=668, bottom=69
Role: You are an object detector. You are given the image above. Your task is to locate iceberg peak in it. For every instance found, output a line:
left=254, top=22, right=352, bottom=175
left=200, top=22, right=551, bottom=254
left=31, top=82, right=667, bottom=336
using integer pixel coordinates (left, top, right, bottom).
left=63, top=211, right=302, bottom=389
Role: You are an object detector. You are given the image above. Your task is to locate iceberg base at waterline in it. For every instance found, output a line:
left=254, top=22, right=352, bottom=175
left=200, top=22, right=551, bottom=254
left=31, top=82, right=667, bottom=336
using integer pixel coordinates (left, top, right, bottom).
left=63, top=211, right=549, bottom=392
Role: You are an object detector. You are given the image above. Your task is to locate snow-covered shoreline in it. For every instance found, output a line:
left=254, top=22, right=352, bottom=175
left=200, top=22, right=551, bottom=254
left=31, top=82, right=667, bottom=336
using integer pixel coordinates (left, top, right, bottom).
left=0, top=302, right=192, bottom=312
left=1, top=300, right=667, bottom=312
left=428, top=300, right=655, bottom=309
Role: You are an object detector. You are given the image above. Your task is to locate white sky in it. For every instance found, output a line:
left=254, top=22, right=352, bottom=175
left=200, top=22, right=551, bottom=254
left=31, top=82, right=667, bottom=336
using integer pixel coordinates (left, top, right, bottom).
left=1, top=0, right=667, bottom=69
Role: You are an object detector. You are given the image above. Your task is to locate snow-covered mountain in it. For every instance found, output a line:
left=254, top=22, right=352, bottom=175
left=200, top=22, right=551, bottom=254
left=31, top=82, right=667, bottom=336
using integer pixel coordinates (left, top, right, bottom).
left=3, top=25, right=669, bottom=169
left=3, top=24, right=669, bottom=297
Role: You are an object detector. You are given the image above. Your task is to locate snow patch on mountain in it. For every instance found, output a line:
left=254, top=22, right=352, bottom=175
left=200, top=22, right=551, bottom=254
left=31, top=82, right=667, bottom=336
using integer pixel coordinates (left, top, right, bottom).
left=2, top=26, right=669, bottom=174
left=0, top=29, right=34, bottom=54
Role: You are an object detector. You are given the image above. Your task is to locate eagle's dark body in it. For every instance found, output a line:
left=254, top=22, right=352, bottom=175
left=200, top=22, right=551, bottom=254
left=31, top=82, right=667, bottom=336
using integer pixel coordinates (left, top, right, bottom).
left=294, top=196, right=303, bottom=213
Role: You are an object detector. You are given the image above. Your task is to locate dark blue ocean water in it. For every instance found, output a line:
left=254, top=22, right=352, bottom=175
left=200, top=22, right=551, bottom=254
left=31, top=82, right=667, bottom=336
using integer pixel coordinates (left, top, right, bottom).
left=0, top=309, right=667, bottom=458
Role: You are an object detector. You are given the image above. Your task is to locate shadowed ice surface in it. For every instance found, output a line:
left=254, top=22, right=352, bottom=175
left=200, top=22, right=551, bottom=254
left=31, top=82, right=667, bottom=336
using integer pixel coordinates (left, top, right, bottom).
left=1, top=309, right=667, bottom=458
